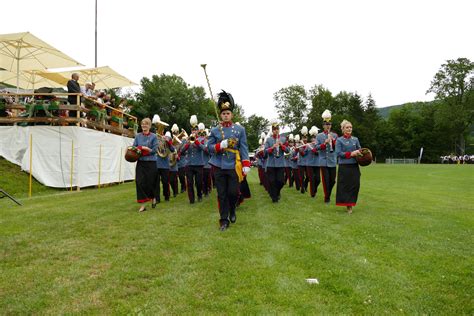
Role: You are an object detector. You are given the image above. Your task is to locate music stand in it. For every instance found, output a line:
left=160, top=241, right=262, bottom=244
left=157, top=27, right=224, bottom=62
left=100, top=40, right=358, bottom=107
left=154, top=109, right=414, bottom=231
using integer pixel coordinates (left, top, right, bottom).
left=0, top=188, right=22, bottom=206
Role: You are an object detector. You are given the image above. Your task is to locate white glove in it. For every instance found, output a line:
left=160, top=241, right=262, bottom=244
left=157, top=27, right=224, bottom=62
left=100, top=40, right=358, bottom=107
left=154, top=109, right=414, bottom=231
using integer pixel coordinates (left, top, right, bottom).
left=242, top=167, right=251, bottom=175
left=220, top=139, right=228, bottom=149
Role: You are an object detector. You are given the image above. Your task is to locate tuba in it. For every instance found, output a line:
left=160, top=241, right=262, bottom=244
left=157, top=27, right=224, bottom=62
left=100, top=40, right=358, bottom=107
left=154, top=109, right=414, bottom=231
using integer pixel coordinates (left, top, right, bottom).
left=152, top=114, right=171, bottom=158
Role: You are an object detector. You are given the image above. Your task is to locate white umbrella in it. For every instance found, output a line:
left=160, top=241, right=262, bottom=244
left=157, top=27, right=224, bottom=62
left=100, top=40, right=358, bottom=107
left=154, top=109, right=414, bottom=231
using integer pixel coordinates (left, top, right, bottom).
left=0, top=69, right=65, bottom=90
left=0, top=32, right=83, bottom=91
left=38, top=66, right=137, bottom=89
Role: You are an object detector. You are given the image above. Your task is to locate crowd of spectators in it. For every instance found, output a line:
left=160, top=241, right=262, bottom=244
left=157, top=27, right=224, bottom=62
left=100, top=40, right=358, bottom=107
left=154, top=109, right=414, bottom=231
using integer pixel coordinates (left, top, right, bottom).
left=440, top=154, right=474, bottom=164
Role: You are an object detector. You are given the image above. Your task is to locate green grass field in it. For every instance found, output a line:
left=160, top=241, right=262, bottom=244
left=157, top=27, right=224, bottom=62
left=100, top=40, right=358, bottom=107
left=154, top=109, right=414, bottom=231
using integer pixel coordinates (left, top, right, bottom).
left=1, top=163, right=473, bottom=314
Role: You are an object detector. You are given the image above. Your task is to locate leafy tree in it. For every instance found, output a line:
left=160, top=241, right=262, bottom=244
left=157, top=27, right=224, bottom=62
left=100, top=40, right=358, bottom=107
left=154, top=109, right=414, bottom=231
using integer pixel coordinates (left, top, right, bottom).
left=243, top=114, right=269, bottom=151
left=135, top=74, right=215, bottom=132
left=274, top=85, right=308, bottom=131
left=307, top=85, right=334, bottom=129
left=427, top=58, right=474, bottom=154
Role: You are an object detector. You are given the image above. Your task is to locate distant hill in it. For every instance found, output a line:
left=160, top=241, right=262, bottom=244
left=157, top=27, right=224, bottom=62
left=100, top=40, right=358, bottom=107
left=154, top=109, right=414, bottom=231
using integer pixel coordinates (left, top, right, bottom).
left=377, top=101, right=436, bottom=119
left=377, top=104, right=403, bottom=119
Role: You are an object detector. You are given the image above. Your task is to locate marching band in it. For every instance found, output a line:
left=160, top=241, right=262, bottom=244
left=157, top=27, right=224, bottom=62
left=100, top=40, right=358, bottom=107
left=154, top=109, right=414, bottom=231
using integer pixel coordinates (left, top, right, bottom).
left=132, top=104, right=368, bottom=228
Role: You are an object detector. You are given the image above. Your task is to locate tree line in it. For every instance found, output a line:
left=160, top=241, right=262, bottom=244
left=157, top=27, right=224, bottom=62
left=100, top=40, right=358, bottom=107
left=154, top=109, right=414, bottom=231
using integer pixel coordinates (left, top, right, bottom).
left=127, top=58, right=473, bottom=163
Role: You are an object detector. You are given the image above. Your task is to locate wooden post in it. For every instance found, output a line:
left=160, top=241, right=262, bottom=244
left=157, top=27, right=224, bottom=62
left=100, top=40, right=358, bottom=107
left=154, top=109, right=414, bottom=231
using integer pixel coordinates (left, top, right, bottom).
left=76, top=94, right=81, bottom=126
left=70, top=140, right=74, bottom=191
left=29, top=134, right=33, bottom=198
left=119, top=147, right=123, bottom=183
left=98, top=144, right=102, bottom=189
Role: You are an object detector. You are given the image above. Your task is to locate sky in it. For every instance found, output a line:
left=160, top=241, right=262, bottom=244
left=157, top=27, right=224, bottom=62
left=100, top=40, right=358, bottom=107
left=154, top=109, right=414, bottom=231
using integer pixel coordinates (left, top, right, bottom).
left=2, top=0, right=473, bottom=119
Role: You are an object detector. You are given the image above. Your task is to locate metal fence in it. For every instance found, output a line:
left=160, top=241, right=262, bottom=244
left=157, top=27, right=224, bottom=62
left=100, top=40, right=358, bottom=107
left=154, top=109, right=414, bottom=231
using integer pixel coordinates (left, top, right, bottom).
left=385, top=158, right=417, bottom=164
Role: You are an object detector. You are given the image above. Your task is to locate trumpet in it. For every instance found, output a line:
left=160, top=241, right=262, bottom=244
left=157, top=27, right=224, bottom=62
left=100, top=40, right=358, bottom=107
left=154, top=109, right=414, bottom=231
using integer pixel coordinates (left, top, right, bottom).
left=295, top=141, right=316, bottom=150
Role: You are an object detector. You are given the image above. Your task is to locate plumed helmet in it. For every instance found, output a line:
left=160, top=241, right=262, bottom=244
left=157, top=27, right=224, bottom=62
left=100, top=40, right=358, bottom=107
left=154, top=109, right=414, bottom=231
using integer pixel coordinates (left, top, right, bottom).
left=270, top=119, right=279, bottom=129
left=152, top=114, right=160, bottom=124
left=198, top=122, right=205, bottom=131
left=217, top=90, right=235, bottom=113
left=258, top=138, right=263, bottom=145
left=190, top=115, right=198, bottom=128
left=260, top=132, right=266, bottom=139
left=165, top=131, right=171, bottom=138
left=171, top=123, right=179, bottom=134
left=301, top=126, right=308, bottom=136
left=322, top=109, right=332, bottom=123
left=294, top=134, right=300, bottom=142
left=309, top=126, right=319, bottom=136
left=288, top=133, right=294, bottom=141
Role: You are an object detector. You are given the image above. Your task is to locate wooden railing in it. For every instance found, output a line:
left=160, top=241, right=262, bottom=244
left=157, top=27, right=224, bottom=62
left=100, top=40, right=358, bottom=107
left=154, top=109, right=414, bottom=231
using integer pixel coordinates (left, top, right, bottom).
left=0, top=92, right=138, bottom=138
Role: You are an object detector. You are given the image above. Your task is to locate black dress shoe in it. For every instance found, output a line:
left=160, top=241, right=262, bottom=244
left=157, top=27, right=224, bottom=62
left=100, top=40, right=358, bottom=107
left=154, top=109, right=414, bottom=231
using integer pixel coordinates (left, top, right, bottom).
left=230, top=213, right=236, bottom=223
left=219, top=223, right=228, bottom=231
left=151, top=200, right=157, bottom=208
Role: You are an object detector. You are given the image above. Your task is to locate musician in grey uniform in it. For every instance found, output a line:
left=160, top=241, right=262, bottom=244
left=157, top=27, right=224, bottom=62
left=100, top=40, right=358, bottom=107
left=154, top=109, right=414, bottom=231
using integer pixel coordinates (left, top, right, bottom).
left=264, top=122, right=289, bottom=203
left=207, top=90, right=250, bottom=231
left=306, top=126, right=321, bottom=198
left=317, top=110, right=338, bottom=204
left=298, top=127, right=310, bottom=194
left=181, top=116, right=206, bottom=204
left=335, top=119, right=361, bottom=214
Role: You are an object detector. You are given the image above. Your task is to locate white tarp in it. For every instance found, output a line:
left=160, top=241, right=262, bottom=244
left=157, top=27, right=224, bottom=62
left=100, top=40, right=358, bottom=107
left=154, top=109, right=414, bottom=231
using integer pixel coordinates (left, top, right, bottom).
left=0, top=126, right=135, bottom=188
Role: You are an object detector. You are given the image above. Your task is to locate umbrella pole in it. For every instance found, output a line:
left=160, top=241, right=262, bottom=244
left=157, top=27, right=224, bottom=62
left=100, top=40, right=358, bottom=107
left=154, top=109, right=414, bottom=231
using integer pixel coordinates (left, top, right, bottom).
left=16, top=43, right=21, bottom=94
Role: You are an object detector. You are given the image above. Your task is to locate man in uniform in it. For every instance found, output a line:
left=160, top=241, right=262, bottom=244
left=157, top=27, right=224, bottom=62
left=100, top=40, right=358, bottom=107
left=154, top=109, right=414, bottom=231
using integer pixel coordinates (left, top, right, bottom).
left=317, top=110, right=338, bottom=204
left=306, top=126, right=321, bottom=198
left=264, top=121, right=289, bottom=203
left=181, top=115, right=205, bottom=204
left=152, top=114, right=175, bottom=206
left=207, top=90, right=250, bottom=231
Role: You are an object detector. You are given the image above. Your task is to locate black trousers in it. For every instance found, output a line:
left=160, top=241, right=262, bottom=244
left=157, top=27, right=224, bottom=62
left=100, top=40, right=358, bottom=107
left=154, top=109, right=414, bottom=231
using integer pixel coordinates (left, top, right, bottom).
left=186, top=165, right=203, bottom=203
left=307, top=166, right=321, bottom=198
left=214, top=167, right=239, bottom=225
left=266, top=167, right=285, bottom=202
left=288, top=167, right=294, bottom=187
left=292, top=168, right=300, bottom=190
left=203, top=168, right=212, bottom=195
left=155, top=168, right=170, bottom=201
left=178, top=167, right=186, bottom=192
left=169, top=170, right=178, bottom=197
left=320, top=166, right=337, bottom=202
left=135, top=161, right=157, bottom=203
left=298, top=166, right=309, bottom=193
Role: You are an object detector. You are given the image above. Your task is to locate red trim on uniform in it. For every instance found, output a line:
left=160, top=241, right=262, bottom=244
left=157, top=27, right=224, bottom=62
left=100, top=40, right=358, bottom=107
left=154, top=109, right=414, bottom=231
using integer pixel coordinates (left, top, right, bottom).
left=336, top=203, right=356, bottom=206
left=194, top=139, right=200, bottom=146
left=343, top=134, right=351, bottom=139
left=142, top=132, right=150, bottom=136
left=221, top=121, right=233, bottom=127
left=311, top=147, right=318, bottom=153
left=167, top=140, right=173, bottom=146
left=320, top=168, right=328, bottom=199
left=215, top=143, right=221, bottom=152
left=281, top=144, right=287, bottom=151
left=137, top=198, right=151, bottom=203
left=320, top=143, right=327, bottom=150
left=242, top=160, right=250, bottom=167
left=267, top=147, right=274, bottom=154
left=345, top=152, right=351, bottom=159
